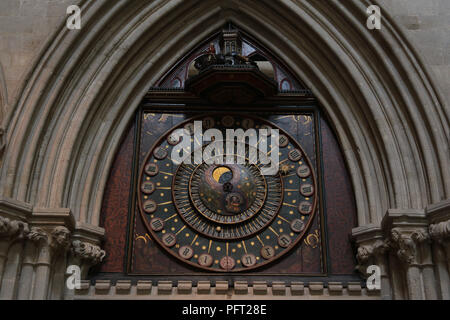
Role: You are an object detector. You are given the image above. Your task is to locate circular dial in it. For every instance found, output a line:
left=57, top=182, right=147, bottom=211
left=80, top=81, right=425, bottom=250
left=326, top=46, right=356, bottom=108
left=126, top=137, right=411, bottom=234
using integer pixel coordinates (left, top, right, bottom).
left=138, top=114, right=317, bottom=272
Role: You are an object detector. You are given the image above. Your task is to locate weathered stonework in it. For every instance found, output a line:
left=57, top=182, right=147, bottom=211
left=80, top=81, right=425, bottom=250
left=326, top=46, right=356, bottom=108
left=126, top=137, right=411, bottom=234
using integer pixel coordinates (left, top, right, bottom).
left=0, top=0, right=448, bottom=300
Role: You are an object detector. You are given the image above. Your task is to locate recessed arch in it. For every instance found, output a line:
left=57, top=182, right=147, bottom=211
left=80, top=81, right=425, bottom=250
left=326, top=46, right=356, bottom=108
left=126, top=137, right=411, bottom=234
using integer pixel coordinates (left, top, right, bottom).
left=1, top=0, right=448, bottom=230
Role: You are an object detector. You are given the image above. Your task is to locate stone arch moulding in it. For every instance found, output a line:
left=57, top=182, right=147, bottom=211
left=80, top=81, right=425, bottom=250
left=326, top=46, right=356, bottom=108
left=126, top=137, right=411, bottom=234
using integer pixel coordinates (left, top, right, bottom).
left=0, top=0, right=448, bottom=234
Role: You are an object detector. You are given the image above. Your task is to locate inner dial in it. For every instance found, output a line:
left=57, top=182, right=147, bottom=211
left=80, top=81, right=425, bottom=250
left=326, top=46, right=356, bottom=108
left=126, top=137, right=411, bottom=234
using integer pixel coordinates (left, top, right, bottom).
left=175, top=158, right=282, bottom=239
left=192, top=164, right=266, bottom=221
left=138, top=113, right=318, bottom=272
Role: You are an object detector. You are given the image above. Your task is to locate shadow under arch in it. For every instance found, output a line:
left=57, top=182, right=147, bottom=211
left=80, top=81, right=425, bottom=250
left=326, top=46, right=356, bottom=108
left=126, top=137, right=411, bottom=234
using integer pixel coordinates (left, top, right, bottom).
left=1, top=0, right=448, bottom=230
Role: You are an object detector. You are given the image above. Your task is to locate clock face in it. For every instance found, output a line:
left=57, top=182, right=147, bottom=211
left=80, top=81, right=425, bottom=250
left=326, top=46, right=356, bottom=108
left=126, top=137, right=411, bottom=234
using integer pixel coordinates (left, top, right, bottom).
left=138, top=114, right=317, bottom=272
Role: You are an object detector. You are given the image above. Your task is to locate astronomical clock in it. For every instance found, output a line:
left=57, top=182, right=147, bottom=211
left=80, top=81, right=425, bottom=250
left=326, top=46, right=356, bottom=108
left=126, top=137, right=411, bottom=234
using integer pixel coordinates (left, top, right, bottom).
left=138, top=113, right=317, bottom=272
left=97, top=24, right=358, bottom=283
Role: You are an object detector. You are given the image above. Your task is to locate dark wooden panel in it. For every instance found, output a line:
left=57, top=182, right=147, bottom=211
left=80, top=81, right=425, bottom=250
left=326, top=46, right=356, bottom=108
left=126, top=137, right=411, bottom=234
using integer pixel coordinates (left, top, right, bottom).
left=99, top=122, right=136, bottom=272
left=320, top=116, right=358, bottom=274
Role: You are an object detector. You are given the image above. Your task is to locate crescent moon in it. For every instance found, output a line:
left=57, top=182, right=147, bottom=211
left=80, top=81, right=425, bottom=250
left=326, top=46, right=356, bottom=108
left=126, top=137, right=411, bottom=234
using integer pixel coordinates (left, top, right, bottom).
left=212, top=166, right=231, bottom=183
left=135, top=235, right=148, bottom=244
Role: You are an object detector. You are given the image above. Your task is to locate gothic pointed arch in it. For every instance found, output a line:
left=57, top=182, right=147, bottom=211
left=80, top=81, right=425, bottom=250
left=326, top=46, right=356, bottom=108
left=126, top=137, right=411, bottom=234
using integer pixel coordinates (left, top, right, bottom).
left=0, top=0, right=447, bottom=233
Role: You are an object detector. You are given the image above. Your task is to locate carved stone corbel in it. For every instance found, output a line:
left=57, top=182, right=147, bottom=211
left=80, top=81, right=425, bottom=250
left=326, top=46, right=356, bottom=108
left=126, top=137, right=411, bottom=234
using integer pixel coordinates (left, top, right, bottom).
left=355, top=239, right=389, bottom=276
left=430, top=219, right=450, bottom=271
left=352, top=224, right=391, bottom=299
left=72, top=240, right=106, bottom=278
left=429, top=220, right=450, bottom=244
left=0, top=216, right=30, bottom=241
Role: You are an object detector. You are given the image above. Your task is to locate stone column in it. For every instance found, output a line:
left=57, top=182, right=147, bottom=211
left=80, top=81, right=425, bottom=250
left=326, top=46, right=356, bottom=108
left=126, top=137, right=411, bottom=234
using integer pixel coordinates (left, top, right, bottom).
left=429, top=220, right=450, bottom=299
left=352, top=224, right=392, bottom=299
left=16, top=227, right=47, bottom=299
left=32, top=226, right=71, bottom=300
left=64, top=222, right=105, bottom=300
left=388, top=228, right=438, bottom=300
left=0, top=218, right=29, bottom=299
left=427, top=199, right=450, bottom=300
left=381, top=208, right=440, bottom=300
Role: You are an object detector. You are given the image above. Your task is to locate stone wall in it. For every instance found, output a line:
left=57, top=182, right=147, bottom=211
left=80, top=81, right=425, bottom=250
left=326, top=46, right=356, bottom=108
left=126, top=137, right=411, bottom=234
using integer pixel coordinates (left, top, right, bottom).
left=0, top=0, right=77, bottom=116
left=378, top=0, right=449, bottom=105
left=0, top=0, right=448, bottom=300
left=0, top=1, right=448, bottom=122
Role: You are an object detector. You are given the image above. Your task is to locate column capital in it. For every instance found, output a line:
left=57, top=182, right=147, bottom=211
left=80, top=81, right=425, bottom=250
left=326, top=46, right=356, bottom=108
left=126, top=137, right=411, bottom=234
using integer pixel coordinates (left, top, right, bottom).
left=388, top=227, right=429, bottom=266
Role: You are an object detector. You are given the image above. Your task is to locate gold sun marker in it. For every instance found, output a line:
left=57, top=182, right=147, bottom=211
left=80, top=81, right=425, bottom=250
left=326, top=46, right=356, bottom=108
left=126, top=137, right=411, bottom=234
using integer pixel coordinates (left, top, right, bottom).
left=185, top=233, right=190, bottom=237
left=216, top=246, right=221, bottom=252
left=269, top=226, right=279, bottom=236
left=164, top=214, right=177, bottom=221
left=242, top=241, right=247, bottom=254
left=256, top=235, right=264, bottom=246
left=202, top=245, right=206, bottom=250
left=191, top=234, right=198, bottom=246
left=283, top=202, right=297, bottom=207
left=175, top=225, right=186, bottom=235
left=158, top=201, right=173, bottom=206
